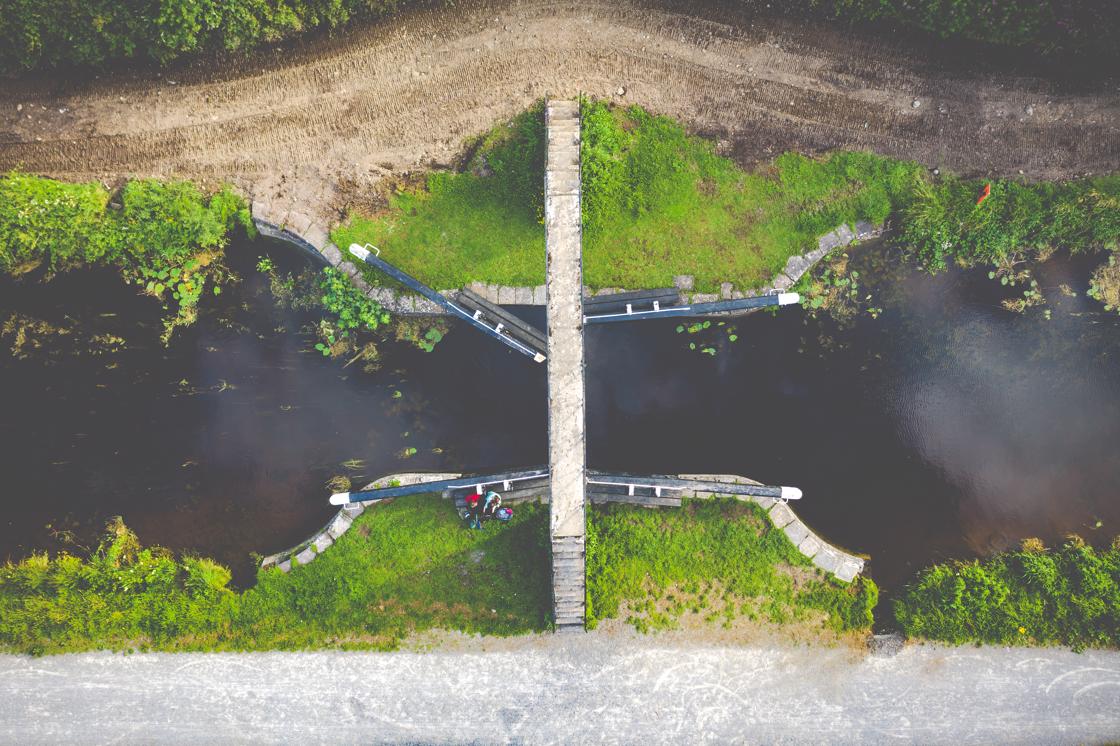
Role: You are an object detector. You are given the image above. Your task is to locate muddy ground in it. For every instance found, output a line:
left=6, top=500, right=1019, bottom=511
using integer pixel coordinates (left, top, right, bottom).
left=1, top=0, right=1118, bottom=221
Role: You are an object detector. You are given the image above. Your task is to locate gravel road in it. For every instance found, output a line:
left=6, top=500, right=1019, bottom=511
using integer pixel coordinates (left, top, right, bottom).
left=2, top=635, right=1119, bottom=744
left=1, top=0, right=1117, bottom=220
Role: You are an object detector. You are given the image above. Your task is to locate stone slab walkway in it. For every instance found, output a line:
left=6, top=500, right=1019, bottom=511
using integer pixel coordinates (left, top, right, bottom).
left=544, top=99, right=587, bottom=631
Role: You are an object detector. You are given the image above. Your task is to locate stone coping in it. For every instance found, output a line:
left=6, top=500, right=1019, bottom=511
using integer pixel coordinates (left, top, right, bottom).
left=676, top=473, right=867, bottom=583
left=259, top=472, right=461, bottom=572
left=250, top=198, right=880, bottom=316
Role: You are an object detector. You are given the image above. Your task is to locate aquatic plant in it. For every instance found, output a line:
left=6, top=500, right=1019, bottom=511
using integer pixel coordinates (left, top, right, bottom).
left=394, top=317, right=450, bottom=353
left=799, top=251, right=880, bottom=323
left=1088, top=254, right=1120, bottom=313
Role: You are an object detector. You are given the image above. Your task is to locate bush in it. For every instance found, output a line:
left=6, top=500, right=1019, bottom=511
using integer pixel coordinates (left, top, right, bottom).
left=0, top=0, right=402, bottom=72
left=894, top=537, right=1120, bottom=649
left=6, top=0, right=1115, bottom=74
left=812, top=0, right=1119, bottom=61
left=897, top=173, right=1120, bottom=272
left=0, top=173, right=252, bottom=340
left=0, top=499, right=552, bottom=654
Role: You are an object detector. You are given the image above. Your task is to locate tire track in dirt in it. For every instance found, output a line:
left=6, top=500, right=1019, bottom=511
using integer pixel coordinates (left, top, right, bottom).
left=1, top=0, right=1117, bottom=218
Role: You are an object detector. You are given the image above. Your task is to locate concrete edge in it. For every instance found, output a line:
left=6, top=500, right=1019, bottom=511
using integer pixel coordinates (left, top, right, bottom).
left=259, top=472, right=461, bottom=572
left=675, top=473, right=866, bottom=583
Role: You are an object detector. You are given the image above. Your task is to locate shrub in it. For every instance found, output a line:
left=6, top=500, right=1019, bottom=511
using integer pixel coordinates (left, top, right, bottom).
left=894, top=537, right=1120, bottom=649
left=897, top=172, right=1120, bottom=272
left=0, top=0, right=402, bottom=72
left=0, top=173, right=253, bottom=340
left=0, top=499, right=552, bottom=654
left=810, top=0, right=1119, bottom=60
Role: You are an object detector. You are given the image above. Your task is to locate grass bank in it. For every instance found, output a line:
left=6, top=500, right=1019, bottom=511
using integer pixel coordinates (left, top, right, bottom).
left=0, top=496, right=551, bottom=655
left=336, top=99, right=1120, bottom=308
left=586, top=499, right=877, bottom=637
left=334, top=100, right=921, bottom=293
left=894, top=536, right=1120, bottom=650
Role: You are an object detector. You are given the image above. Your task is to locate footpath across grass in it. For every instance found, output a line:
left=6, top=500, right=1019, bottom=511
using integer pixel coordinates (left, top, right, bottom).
left=0, top=496, right=552, bottom=654
left=586, top=499, right=878, bottom=636
left=332, top=99, right=922, bottom=293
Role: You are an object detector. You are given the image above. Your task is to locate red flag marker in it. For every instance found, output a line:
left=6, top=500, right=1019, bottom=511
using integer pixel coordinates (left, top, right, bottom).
left=976, top=182, right=991, bottom=205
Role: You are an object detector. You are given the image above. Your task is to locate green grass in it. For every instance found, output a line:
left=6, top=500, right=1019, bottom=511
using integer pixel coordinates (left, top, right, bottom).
left=0, top=496, right=551, bottom=654
left=332, top=99, right=923, bottom=293
left=579, top=100, right=920, bottom=291
left=586, top=499, right=877, bottom=635
left=332, top=104, right=547, bottom=290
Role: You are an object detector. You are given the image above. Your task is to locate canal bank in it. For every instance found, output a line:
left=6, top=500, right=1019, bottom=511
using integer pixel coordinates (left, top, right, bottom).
left=2, top=235, right=1119, bottom=594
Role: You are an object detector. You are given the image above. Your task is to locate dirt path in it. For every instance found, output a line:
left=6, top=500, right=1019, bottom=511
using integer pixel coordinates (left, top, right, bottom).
left=1, top=0, right=1117, bottom=220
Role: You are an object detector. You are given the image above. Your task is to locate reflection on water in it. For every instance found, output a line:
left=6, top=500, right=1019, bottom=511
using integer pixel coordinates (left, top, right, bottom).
left=588, top=244, right=1120, bottom=590
left=0, top=239, right=546, bottom=581
left=1, top=237, right=1118, bottom=592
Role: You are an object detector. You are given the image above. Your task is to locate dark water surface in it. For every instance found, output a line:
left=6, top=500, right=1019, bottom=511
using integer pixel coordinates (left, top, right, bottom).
left=2, top=238, right=1118, bottom=591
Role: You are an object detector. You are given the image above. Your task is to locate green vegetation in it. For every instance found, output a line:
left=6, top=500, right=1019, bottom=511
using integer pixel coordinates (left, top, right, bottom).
left=334, top=100, right=922, bottom=293
left=1, top=0, right=401, bottom=72
left=0, top=173, right=252, bottom=340
left=0, top=496, right=551, bottom=655
left=333, top=104, right=547, bottom=290
left=898, top=172, right=1120, bottom=272
left=7, top=0, right=1114, bottom=74
left=586, top=499, right=877, bottom=636
left=809, top=0, right=1118, bottom=61
left=580, top=99, right=919, bottom=291
left=335, top=98, right=1119, bottom=308
left=894, top=536, right=1120, bottom=650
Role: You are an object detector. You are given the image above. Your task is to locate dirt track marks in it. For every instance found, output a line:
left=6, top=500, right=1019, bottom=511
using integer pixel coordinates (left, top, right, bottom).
left=1, top=0, right=1117, bottom=218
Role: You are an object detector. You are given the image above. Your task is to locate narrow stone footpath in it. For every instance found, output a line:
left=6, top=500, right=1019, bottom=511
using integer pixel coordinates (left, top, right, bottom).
left=544, top=99, right=587, bottom=631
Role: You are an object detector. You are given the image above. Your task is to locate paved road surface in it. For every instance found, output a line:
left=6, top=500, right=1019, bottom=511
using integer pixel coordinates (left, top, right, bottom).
left=2, top=636, right=1119, bottom=744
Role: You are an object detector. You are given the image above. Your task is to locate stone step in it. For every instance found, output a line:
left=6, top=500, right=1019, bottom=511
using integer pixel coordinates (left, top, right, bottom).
left=547, top=101, right=579, bottom=117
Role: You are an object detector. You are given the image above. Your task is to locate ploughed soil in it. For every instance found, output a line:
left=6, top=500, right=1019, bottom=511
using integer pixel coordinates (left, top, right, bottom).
left=1, top=0, right=1117, bottom=220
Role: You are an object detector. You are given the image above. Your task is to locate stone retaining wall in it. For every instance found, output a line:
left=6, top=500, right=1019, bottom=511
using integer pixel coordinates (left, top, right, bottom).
left=259, top=472, right=461, bottom=572
left=677, top=473, right=866, bottom=583
left=250, top=198, right=880, bottom=316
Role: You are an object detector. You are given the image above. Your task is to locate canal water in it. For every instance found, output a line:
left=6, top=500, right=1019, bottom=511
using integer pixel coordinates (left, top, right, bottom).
left=1, top=237, right=1118, bottom=591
